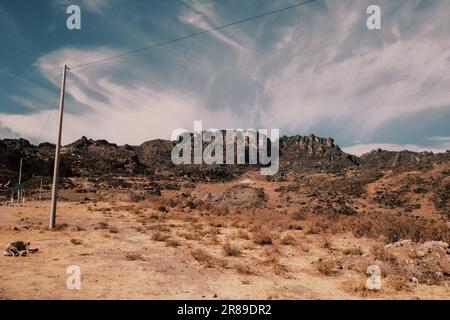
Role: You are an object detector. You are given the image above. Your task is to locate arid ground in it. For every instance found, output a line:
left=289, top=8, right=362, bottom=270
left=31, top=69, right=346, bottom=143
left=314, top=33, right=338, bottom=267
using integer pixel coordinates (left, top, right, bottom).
left=1, top=166, right=449, bottom=300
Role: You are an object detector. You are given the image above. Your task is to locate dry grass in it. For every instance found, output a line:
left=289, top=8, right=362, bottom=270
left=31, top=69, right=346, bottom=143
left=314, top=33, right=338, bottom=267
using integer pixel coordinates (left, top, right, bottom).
left=70, top=238, right=83, bottom=245
left=179, top=230, right=202, bottom=241
left=305, top=212, right=450, bottom=243
left=342, top=247, right=364, bottom=256
left=253, top=231, right=273, bottom=246
left=165, top=239, right=181, bottom=248
left=52, top=223, right=69, bottom=231
left=280, top=233, right=296, bottom=245
left=125, top=252, right=145, bottom=261
left=232, top=229, right=250, bottom=240
left=273, top=263, right=293, bottom=279
left=152, top=232, right=170, bottom=242
left=371, top=244, right=396, bottom=262
left=385, top=275, right=411, bottom=292
left=316, top=258, right=342, bottom=276
left=292, top=210, right=307, bottom=221
left=203, top=234, right=221, bottom=245
left=191, top=249, right=226, bottom=268
left=93, top=221, right=109, bottom=230
left=234, top=263, right=255, bottom=275
left=322, top=238, right=333, bottom=249
left=223, top=242, right=242, bottom=257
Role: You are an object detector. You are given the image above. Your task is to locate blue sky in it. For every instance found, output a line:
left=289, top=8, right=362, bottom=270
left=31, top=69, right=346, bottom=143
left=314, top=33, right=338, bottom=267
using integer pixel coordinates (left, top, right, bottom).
left=0, top=0, right=449, bottom=155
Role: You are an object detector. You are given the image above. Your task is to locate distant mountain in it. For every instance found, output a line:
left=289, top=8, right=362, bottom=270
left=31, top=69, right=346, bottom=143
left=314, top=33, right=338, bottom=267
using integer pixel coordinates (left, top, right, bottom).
left=1, top=135, right=449, bottom=185
left=359, top=148, right=450, bottom=171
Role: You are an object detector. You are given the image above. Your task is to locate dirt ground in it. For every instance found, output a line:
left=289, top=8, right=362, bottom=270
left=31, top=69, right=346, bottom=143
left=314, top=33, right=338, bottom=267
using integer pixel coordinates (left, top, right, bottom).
left=0, top=188, right=448, bottom=299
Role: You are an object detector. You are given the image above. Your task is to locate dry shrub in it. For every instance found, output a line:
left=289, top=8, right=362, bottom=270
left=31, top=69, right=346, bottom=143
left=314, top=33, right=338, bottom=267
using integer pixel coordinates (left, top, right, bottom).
left=70, top=238, right=83, bottom=245
left=223, top=242, right=242, bottom=257
left=235, top=263, right=255, bottom=275
left=316, top=258, right=342, bottom=276
left=292, top=210, right=307, bottom=221
left=199, top=227, right=220, bottom=237
left=342, top=247, right=364, bottom=256
left=347, top=214, right=450, bottom=243
left=179, top=231, right=202, bottom=241
left=233, top=229, right=250, bottom=240
left=209, top=221, right=225, bottom=228
left=165, top=239, right=181, bottom=248
left=93, top=221, right=109, bottom=230
left=304, top=212, right=449, bottom=244
left=385, top=275, right=411, bottom=292
left=273, top=263, right=293, bottom=279
left=52, top=223, right=69, bottom=231
left=152, top=232, right=170, bottom=242
left=203, top=234, right=221, bottom=245
left=306, top=217, right=330, bottom=234
left=280, top=234, right=296, bottom=245
left=191, top=249, right=226, bottom=268
left=149, top=224, right=171, bottom=232
left=288, top=223, right=303, bottom=230
left=341, top=279, right=370, bottom=296
left=322, top=238, right=333, bottom=249
left=371, top=244, right=396, bottom=262
left=253, top=231, right=273, bottom=246
left=158, top=205, right=169, bottom=213
left=129, top=192, right=144, bottom=202
left=125, top=252, right=145, bottom=261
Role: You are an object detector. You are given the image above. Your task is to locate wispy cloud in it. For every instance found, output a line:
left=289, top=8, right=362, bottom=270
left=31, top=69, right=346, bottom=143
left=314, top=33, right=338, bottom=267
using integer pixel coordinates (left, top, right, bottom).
left=0, top=0, right=449, bottom=152
left=1, top=47, right=244, bottom=145
left=179, top=0, right=245, bottom=50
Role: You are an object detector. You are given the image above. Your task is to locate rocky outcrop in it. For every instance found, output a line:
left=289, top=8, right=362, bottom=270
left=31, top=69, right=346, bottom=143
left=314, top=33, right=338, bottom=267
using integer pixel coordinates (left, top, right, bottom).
left=1, top=135, right=448, bottom=184
left=278, top=135, right=360, bottom=173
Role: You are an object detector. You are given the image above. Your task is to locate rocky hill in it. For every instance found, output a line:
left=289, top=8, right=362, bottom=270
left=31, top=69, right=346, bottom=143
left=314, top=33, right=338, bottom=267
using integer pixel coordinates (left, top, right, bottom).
left=1, top=135, right=449, bottom=186
left=359, top=148, right=450, bottom=171
left=279, top=135, right=359, bottom=173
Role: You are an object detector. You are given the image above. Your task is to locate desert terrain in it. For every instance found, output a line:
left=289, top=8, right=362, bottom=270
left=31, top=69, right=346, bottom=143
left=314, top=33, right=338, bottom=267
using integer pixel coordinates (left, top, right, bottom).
left=0, top=135, right=449, bottom=300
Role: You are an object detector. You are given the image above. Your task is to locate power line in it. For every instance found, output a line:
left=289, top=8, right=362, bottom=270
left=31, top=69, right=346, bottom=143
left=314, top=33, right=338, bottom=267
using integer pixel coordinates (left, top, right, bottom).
left=71, top=0, right=317, bottom=70
left=36, top=108, right=55, bottom=144
left=36, top=70, right=71, bottom=145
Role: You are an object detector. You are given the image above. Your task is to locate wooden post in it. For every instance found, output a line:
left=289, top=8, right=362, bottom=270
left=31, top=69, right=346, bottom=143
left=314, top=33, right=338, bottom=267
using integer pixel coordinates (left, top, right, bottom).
left=49, top=65, right=69, bottom=229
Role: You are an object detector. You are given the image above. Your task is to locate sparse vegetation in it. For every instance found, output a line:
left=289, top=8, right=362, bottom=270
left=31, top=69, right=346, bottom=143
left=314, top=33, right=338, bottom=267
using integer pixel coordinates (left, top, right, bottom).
left=253, top=231, right=273, bottom=246
left=191, top=249, right=226, bottom=268
left=152, top=232, right=170, bottom=242
left=70, top=238, right=83, bottom=245
left=316, top=258, right=342, bottom=276
left=280, top=234, right=296, bottom=245
left=165, top=239, right=181, bottom=248
left=223, top=242, right=242, bottom=257
left=125, top=252, right=145, bottom=261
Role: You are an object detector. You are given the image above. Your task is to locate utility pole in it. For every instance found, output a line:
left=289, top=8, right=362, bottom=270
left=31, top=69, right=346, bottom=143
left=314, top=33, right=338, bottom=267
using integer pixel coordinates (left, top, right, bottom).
left=39, top=178, right=43, bottom=201
left=50, top=65, right=69, bottom=229
left=17, top=157, right=23, bottom=203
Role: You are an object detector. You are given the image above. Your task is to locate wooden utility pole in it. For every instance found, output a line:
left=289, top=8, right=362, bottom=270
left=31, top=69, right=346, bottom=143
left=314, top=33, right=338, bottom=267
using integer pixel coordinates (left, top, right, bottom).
left=50, top=65, right=69, bottom=229
left=17, top=157, right=23, bottom=203
left=39, top=178, right=43, bottom=201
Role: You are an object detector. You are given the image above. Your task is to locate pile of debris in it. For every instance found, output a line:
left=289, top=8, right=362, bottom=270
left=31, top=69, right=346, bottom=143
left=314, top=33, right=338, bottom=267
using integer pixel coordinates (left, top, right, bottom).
left=3, top=241, right=38, bottom=257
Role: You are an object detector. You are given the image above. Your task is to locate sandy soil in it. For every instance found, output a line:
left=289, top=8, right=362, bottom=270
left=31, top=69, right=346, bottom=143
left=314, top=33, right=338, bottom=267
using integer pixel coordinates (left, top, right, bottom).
left=0, top=197, right=448, bottom=300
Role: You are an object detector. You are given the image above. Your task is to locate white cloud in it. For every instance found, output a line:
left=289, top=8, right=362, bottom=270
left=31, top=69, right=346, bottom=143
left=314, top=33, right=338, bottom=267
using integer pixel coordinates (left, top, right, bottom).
left=1, top=0, right=450, bottom=152
left=179, top=0, right=245, bottom=51
left=1, top=48, right=243, bottom=145
left=258, top=1, right=450, bottom=137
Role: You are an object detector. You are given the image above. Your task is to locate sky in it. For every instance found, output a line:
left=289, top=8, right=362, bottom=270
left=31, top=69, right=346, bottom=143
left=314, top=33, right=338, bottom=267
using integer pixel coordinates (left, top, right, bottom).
left=0, top=0, right=449, bottom=156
